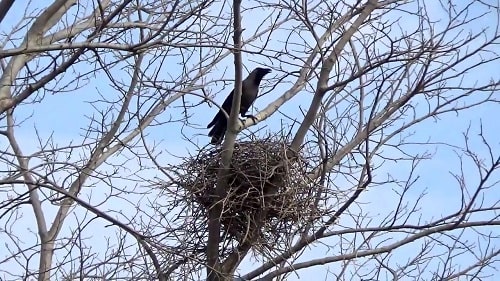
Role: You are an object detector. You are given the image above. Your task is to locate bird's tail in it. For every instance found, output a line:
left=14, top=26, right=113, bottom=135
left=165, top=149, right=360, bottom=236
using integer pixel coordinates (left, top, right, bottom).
left=208, top=119, right=226, bottom=145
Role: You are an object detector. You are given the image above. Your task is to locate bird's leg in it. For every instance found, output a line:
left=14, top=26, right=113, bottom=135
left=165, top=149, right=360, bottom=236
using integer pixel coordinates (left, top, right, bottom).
left=242, top=114, right=258, bottom=123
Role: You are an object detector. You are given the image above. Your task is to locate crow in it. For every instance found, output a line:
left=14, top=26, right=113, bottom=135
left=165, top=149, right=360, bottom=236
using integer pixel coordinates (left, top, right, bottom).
left=207, top=67, right=272, bottom=144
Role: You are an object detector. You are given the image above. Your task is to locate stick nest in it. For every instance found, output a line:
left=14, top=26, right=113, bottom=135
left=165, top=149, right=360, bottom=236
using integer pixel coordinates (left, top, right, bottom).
left=173, top=137, right=317, bottom=255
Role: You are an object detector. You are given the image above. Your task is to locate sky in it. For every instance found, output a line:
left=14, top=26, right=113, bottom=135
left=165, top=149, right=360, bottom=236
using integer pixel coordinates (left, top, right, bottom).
left=1, top=0, right=499, bottom=280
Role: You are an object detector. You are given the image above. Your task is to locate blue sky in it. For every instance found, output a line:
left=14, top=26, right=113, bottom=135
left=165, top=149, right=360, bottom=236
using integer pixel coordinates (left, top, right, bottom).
left=1, top=0, right=499, bottom=280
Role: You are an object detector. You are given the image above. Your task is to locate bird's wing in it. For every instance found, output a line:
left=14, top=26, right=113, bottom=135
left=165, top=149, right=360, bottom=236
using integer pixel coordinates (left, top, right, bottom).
left=207, top=90, right=234, bottom=128
left=239, top=79, right=258, bottom=115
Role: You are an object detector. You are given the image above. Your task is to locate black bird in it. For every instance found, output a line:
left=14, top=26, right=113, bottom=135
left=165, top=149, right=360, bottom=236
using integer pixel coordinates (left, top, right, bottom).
left=207, top=67, right=272, bottom=144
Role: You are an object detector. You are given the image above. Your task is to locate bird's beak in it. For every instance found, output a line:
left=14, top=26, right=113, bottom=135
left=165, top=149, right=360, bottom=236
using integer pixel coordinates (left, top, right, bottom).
left=264, top=69, right=272, bottom=74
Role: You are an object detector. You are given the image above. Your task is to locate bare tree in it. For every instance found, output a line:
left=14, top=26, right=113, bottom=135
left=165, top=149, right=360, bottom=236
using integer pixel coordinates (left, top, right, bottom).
left=1, top=0, right=499, bottom=280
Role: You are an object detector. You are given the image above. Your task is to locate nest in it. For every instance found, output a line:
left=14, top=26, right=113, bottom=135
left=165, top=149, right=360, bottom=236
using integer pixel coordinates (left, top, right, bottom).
left=172, top=136, right=317, bottom=256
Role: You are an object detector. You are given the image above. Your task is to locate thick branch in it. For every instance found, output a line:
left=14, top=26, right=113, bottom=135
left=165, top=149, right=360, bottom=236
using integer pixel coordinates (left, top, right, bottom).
left=0, top=0, right=77, bottom=113
left=290, top=0, right=379, bottom=151
left=207, top=1, right=243, bottom=280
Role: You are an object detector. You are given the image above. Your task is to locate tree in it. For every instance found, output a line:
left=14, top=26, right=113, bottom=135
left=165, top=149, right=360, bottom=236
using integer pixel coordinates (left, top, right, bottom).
left=1, top=0, right=499, bottom=280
